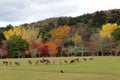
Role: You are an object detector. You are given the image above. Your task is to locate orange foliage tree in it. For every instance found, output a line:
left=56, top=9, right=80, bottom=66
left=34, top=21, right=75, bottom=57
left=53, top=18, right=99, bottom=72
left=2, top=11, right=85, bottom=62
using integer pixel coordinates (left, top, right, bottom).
left=41, top=41, right=58, bottom=56
left=50, top=25, right=71, bottom=46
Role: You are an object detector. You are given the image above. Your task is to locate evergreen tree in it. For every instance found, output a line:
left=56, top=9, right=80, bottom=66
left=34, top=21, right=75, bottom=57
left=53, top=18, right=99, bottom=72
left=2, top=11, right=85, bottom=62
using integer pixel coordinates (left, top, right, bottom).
left=6, top=35, right=29, bottom=58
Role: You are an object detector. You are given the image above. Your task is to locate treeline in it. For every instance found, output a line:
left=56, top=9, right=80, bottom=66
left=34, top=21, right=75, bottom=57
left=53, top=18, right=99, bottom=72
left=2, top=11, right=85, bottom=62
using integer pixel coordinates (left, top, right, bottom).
left=1, top=9, right=120, bottom=42
left=0, top=9, right=120, bottom=58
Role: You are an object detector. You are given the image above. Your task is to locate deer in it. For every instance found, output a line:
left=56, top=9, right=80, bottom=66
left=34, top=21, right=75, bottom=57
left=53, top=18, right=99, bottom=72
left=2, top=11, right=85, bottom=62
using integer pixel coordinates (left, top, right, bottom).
left=83, top=58, right=87, bottom=61
left=15, top=61, right=20, bottom=66
left=28, top=60, right=32, bottom=65
left=64, top=60, right=68, bottom=64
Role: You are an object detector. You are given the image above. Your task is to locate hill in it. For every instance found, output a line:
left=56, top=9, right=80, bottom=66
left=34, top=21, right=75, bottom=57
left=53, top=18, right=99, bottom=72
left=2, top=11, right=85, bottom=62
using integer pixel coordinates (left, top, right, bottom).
left=25, top=9, right=120, bottom=28
left=1, top=9, right=120, bottom=57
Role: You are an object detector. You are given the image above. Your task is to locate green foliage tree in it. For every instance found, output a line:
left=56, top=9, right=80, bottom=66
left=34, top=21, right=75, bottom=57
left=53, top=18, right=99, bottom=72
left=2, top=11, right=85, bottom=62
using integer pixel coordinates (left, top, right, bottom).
left=5, top=24, right=13, bottom=30
left=67, top=17, right=77, bottom=25
left=64, top=40, right=74, bottom=48
left=0, top=28, right=6, bottom=45
left=91, top=11, right=107, bottom=27
left=108, top=11, right=120, bottom=24
left=81, top=27, right=95, bottom=41
left=57, top=17, right=68, bottom=26
left=108, top=13, right=118, bottom=23
left=111, top=28, right=120, bottom=41
left=76, top=14, right=92, bottom=24
left=6, top=35, right=29, bottom=58
left=39, top=24, right=52, bottom=39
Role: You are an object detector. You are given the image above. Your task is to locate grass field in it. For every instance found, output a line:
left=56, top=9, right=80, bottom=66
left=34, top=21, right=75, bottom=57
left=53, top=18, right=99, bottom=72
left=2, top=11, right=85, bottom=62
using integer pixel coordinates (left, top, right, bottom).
left=0, top=56, right=120, bottom=80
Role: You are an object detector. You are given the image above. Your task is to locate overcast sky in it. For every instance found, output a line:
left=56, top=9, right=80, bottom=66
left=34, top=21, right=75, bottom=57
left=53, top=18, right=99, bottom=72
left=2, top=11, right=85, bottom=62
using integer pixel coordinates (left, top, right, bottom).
left=0, top=0, right=120, bottom=27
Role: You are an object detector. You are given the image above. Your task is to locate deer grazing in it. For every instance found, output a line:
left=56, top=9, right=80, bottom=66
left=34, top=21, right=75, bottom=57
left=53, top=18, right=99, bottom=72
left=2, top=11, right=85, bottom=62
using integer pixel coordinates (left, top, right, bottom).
left=28, top=60, right=32, bottom=65
left=75, top=58, right=79, bottom=63
left=15, top=61, right=20, bottom=66
left=83, top=58, right=87, bottom=61
left=3, top=61, right=8, bottom=66
left=35, top=60, right=39, bottom=65
left=89, top=57, right=93, bottom=61
left=64, top=60, right=68, bottom=64
left=69, top=59, right=75, bottom=64
left=42, top=58, right=50, bottom=64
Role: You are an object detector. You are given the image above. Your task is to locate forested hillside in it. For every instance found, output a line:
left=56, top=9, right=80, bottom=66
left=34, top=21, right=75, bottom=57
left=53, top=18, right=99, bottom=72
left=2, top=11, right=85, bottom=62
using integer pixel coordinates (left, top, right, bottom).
left=0, top=9, right=120, bottom=58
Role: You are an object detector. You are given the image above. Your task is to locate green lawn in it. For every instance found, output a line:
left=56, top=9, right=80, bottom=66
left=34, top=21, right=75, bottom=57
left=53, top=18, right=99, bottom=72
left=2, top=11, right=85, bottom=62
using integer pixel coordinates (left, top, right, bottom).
left=0, top=56, right=120, bottom=80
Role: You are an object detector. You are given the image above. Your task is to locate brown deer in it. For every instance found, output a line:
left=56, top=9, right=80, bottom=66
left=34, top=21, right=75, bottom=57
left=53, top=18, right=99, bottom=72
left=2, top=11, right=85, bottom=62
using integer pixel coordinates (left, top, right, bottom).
left=15, top=61, right=20, bottom=66
left=3, top=61, right=8, bottom=66
left=64, top=60, right=68, bottom=64
left=35, top=60, right=39, bottom=65
left=89, top=57, right=93, bottom=61
left=83, top=58, right=87, bottom=61
left=28, top=60, right=32, bottom=65
left=75, top=58, right=79, bottom=63
left=69, top=59, right=75, bottom=64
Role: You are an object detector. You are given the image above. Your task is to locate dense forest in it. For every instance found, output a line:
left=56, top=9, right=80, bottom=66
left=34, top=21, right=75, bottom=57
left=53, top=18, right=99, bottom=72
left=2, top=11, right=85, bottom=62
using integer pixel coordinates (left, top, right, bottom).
left=0, top=9, right=120, bottom=58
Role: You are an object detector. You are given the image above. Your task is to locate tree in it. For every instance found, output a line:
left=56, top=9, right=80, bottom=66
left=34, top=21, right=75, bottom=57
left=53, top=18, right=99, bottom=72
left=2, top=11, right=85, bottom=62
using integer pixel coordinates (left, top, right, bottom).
left=57, top=17, right=68, bottom=26
left=39, top=24, right=52, bottom=39
left=44, top=42, right=58, bottom=56
left=41, top=41, right=58, bottom=57
left=111, top=28, right=120, bottom=41
left=67, top=17, right=77, bottom=25
left=28, top=41, right=42, bottom=57
left=99, top=23, right=119, bottom=55
left=91, top=11, right=107, bottom=27
left=5, top=24, right=13, bottom=31
left=3, top=26, right=40, bottom=42
left=76, top=13, right=92, bottom=24
left=74, top=45, right=85, bottom=56
left=6, top=35, right=29, bottom=58
left=0, top=29, right=6, bottom=45
left=98, top=37, right=116, bottom=56
left=64, top=40, right=74, bottom=48
left=0, top=46, right=8, bottom=58
left=108, top=10, right=120, bottom=24
left=50, top=25, right=70, bottom=46
left=71, top=31, right=82, bottom=45
left=100, top=23, right=118, bottom=39
left=81, top=27, right=95, bottom=41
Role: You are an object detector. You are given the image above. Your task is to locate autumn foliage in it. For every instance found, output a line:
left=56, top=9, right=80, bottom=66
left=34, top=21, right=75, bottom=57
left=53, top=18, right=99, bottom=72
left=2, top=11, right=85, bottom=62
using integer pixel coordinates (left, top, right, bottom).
left=3, top=26, right=40, bottom=42
left=0, top=46, right=8, bottom=58
left=100, top=23, right=118, bottom=39
left=71, top=31, right=82, bottom=45
left=41, top=42, right=58, bottom=56
left=2, top=21, right=120, bottom=57
left=50, top=25, right=70, bottom=46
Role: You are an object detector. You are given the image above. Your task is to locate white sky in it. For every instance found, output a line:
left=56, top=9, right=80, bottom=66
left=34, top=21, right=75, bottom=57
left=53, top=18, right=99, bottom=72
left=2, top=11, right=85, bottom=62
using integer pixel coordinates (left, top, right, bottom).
left=0, top=0, right=120, bottom=27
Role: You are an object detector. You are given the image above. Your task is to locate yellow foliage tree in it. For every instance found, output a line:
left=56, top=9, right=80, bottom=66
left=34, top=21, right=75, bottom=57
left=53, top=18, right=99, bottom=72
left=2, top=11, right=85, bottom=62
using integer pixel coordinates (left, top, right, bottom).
left=4, top=27, right=21, bottom=40
left=100, top=23, right=118, bottom=39
left=50, top=25, right=70, bottom=46
left=71, top=31, right=82, bottom=45
left=4, top=26, right=40, bottom=42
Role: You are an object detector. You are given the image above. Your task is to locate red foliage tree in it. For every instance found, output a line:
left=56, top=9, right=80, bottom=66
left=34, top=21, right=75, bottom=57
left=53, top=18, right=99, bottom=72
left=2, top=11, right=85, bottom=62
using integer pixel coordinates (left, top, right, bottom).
left=41, top=45, right=49, bottom=57
left=41, top=41, right=58, bottom=57
left=0, top=46, right=8, bottom=58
